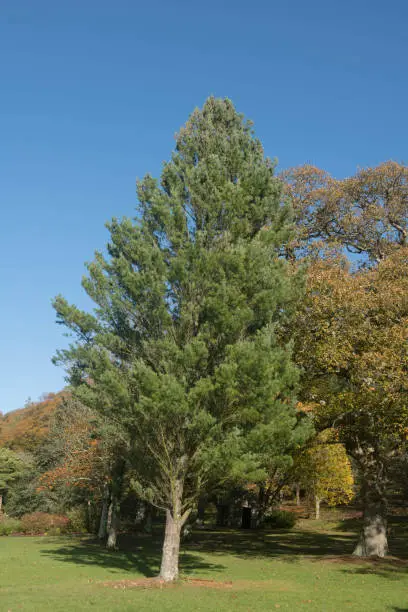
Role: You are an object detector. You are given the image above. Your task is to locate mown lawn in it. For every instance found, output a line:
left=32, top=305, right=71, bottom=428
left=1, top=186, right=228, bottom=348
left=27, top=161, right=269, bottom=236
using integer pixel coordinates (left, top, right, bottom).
left=1, top=516, right=408, bottom=611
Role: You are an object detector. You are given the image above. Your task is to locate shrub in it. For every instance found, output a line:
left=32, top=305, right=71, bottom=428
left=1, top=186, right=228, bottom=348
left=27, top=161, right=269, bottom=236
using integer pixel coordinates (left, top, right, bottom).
left=66, top=507, right=88, bottom=533
left=0, top=517, right=22, bottom=535
left=20, top=512, right=70, bottom=534
left=263, top=509, right=297, bottom=529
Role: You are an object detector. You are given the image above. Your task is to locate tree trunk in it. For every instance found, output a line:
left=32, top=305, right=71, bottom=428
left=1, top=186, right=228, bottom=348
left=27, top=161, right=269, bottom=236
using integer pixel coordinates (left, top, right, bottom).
left=107, top=496, right=120, bottom=550
left=196, top=498, right=206, bottom=527
left=353, top=475, right=388, bottom=557
left=159, top=509, right=183, bottom=581
left=314, top=496, right=321, bottom=520
left=98, top=485, right=110, bottom=540
left=159, top=476, right=190, bottom=582
left=0, top=493, right=3, bottom=514
left=295, top=484, right=300, bottom=507
left=353, top=510, right=388, bottom=557
left=142, top=504, right=153, bottom=533
left=352, top=459, right=388, bottom=557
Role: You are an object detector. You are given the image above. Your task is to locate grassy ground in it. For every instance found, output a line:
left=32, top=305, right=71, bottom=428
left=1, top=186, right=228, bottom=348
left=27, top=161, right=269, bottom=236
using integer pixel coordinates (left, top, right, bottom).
left=1, top=514, right=408, bottom=611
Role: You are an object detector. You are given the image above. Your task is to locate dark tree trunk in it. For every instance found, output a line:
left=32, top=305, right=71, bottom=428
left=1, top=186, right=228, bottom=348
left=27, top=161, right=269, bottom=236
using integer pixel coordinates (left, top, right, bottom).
left=98, top=484, right=110, bottom=540
left=106, top=496, right=120, bottom=550
left=105, top=459, right=125, bottom=550
left=353, top=466, right=388, bottom=557
left=196, top=498, right=206, bottom=527
left=142, top=504, right=154, bottom=533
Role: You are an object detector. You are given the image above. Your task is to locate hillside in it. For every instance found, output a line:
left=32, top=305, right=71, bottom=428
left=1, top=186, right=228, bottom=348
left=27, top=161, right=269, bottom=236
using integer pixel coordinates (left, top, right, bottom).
left=0, top=392, right=66, bottom=451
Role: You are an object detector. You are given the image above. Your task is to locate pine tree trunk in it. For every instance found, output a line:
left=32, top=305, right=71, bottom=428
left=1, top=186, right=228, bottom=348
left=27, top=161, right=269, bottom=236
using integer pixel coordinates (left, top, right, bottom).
left=315, top=496, right=320, bottom=520
left=98, top=485, right=110, bottom=540
left=159, top=476, right=190, bottom=582
left=353, top=473, right=388, bottom=557
left=295, top=484, right=300, bottom=507
left=159, top=509, right=183, bottom=581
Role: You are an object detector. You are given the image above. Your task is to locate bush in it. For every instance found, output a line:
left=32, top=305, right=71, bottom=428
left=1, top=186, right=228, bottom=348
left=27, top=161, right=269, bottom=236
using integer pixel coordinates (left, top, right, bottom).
left=263, top=509, right=297, bottom=529
left=66, top=507, right=88, bottom=533
left=20, top=512, right=70, bottom=534
left=0, top=517, right=22, bottom=535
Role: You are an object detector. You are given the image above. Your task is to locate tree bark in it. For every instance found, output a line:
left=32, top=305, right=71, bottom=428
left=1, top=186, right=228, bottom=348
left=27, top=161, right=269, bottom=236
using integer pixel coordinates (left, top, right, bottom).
left=98, top=485, right=110, bottom=540
left=159, top=509, right=183, bottom=581
left=0, top=493, right=3, bottom=514
left=295, top=484, right=300, bottom=507
left=159, top=477, right=190, bottom=582
left=106, top=496, right=120, bottom=550
left=353, top=476, right=388, bottom=557
left=196, top=498, right=206, bottom=527
left=314, top=496, right=321, bottom=520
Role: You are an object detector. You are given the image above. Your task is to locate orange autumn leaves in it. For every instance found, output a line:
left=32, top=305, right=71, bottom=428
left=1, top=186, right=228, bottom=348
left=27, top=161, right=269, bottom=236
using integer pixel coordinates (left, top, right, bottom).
left=281, top=161, right=408, bottom=262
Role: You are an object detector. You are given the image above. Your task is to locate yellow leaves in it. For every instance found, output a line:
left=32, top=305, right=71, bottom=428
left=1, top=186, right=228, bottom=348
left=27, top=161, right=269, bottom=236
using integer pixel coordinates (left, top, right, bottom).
left=294, top=435, right=354, bottom=506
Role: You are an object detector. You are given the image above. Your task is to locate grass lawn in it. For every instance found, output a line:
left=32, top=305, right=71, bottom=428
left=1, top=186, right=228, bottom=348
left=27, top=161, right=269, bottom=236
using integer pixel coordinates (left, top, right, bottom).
left=1, top=515, right=408, bottom=611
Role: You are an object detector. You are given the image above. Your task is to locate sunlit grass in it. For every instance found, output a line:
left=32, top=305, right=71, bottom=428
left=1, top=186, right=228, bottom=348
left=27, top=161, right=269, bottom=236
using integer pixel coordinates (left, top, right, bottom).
left=1, top=517, right=408, bottom=611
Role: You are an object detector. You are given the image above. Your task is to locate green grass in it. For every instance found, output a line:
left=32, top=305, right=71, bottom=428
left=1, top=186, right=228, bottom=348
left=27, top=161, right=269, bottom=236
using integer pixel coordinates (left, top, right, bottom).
left=1, top=516, right=408, bottom=611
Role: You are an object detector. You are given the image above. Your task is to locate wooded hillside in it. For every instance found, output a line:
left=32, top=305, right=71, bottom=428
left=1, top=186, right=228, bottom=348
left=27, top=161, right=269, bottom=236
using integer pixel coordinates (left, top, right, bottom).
left=0, top=393, right=66, bottom=451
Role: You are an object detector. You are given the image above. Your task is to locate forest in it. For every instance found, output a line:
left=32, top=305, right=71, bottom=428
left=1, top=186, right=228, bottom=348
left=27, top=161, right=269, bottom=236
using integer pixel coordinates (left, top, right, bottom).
left=1, top=98, right=407, bottom=607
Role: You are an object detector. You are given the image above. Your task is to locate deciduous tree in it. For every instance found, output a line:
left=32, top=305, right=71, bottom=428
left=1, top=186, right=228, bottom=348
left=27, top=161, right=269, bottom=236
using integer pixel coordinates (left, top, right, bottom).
left=293, top=248, right=408, bottom=555
left=292, top=431, right=354, bottom=519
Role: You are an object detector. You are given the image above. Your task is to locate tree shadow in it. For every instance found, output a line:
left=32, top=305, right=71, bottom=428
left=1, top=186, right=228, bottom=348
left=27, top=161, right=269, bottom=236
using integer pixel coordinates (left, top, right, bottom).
left=339, top=557, right=408, bottom=581
left=40, top=514, right=408, bottom=581
left=40, top=535, right=225, bottom=578
left=185, top=527, right=356, bottom=562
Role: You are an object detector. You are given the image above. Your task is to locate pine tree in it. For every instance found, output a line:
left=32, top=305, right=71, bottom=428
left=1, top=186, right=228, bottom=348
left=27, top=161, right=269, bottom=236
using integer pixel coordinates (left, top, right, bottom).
left=53, top=97, right=304, bottom=580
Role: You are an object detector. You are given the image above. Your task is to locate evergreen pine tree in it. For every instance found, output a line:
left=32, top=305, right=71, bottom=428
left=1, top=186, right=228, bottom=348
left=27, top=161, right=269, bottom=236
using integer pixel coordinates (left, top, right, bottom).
left=54, top=97, right=304, bottom=580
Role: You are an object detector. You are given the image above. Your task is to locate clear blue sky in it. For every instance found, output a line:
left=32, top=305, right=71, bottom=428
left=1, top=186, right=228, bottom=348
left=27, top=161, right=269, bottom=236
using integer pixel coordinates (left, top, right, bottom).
left=1, top=0, right=407, bottom=413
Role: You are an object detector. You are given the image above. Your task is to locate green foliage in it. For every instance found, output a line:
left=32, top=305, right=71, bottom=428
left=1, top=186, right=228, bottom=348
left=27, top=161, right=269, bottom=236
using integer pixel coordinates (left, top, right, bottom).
left=66, top=507, right=89, bottom=533
left=0, top=517, right=22, bottom=535
left=263, top=509, right=297, bottom=529
left=4, top=461, right=60, bottom=517
left=0, top=447, right=26, bottom=493
left=53, top=97, right=304, bottom=531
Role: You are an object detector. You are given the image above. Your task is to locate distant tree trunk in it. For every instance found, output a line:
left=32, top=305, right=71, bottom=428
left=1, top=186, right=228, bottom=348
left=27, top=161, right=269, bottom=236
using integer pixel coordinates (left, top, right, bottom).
left=142, top=504, right=153, bottom=533
left=295, top=484, right=301, bottom=507
left=196, top=498, right=206, bottom=527
left=106, top=495, right=120, bottom=550
left=106, top=460, right=125, bottom=550
left=0, top=493, right=3, bottom=514
left=159, top=479, right=190, bottom=582
left=87, top=500, right=92, bottom=531
left=98, top=484, right=110, bottom=540
left=353, top=468, right=388, bottom=557
left=314, top=496, right=321, bottom=520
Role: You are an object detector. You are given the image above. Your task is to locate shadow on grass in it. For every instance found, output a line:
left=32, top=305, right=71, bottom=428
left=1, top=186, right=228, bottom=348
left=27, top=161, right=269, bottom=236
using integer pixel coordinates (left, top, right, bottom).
left=40, top=535, right=225, bottom=578
left=186, top=526, right=356, bottom=561
left=40, top=514, right=408, bottom=581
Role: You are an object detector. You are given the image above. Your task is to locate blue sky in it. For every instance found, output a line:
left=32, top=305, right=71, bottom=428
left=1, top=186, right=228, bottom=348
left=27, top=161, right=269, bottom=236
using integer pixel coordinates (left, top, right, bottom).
left=1, top=0, right=407, bottom=413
